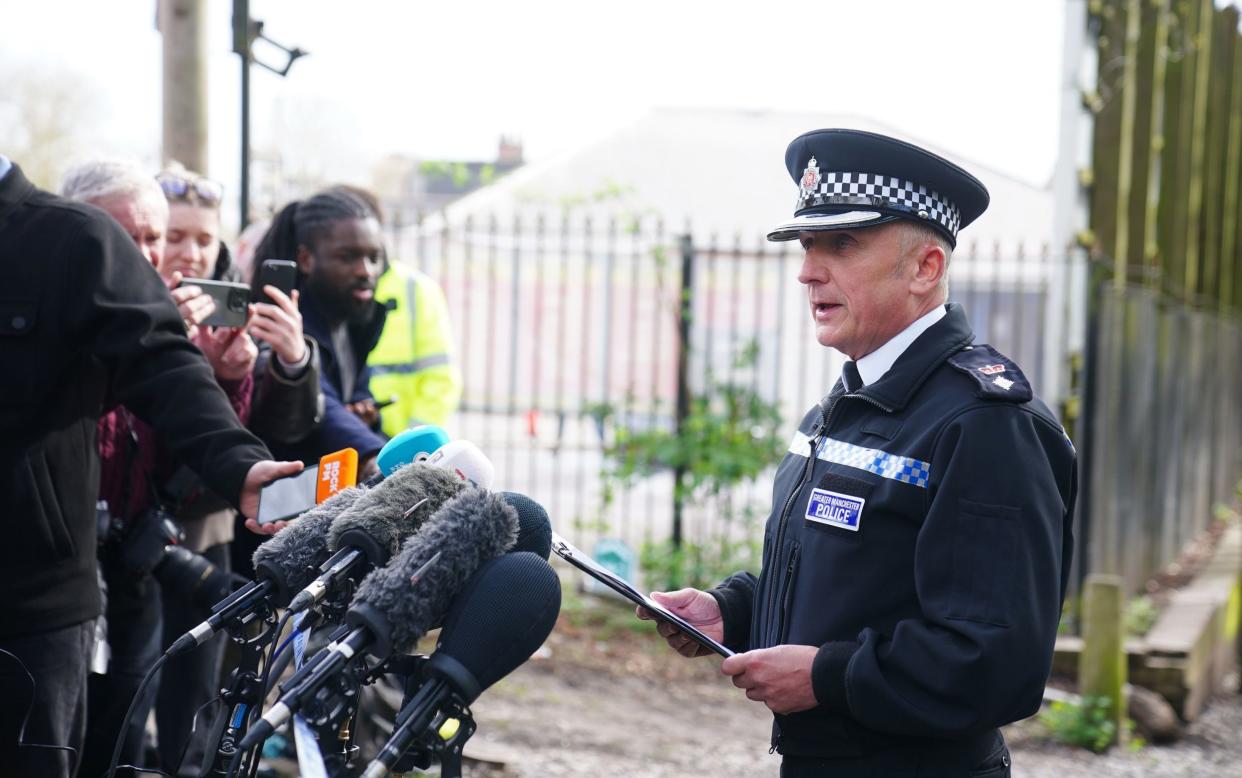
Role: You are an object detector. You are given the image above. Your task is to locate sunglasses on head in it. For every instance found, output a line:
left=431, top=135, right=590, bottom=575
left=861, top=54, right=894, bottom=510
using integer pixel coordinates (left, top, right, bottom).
left=157, top=172, right=224, bottom=206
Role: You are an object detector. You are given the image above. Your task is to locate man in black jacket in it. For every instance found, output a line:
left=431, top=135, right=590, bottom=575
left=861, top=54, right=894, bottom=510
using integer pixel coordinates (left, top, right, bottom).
left=0, top=156, right=302, bottom=778
left=642, top=131, right=1077, bottom=777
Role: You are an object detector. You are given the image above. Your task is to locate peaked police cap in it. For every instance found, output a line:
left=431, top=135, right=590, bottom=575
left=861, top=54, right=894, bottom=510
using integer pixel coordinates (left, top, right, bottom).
left=766, top=129, right=990, bottom=247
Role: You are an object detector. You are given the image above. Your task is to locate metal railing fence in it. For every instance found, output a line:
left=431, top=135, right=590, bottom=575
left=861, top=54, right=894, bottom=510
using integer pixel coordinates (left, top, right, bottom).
left=385, top=211, right=1069, bottom=556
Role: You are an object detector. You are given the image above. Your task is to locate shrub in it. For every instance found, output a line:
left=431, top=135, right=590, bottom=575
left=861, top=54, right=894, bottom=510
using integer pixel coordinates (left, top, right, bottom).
left=1039, top=695, right=1118, bottom=752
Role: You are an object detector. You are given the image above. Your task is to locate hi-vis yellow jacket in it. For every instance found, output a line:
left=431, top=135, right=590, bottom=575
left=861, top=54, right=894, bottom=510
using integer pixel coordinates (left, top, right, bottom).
left=370, top=263, right=462, bottom=435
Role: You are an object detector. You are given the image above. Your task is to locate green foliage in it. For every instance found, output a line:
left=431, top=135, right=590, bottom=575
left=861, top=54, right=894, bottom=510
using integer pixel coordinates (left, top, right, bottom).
left=1057, top=596, right=1078, bottom=635
left=593, top=342, right=785, bottom=590
left=1124, top=595, right=1159, bottom=637
left=1039, top=695, right=1118, bottom=752
left=560, top=585, right=659, bottom=640
left=1214, top=501, right=1240, bottom=524
left=417, top=160, right=474, bottom=188
left=640, top=535, right=763, bottom=593
left=599, top=375, right=785, bottom=506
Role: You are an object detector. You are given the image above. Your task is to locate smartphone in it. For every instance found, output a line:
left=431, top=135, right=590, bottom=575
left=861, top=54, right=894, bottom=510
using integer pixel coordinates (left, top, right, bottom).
left=254, top=259, right=298, bottom=306
left=256, top=465, right=320, bottom=525
left=180, top=277, right=250, bottom=328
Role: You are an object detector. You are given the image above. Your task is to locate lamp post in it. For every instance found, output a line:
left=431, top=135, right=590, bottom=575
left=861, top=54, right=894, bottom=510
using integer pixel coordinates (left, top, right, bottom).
left=232, top=0, right=306, bottom=229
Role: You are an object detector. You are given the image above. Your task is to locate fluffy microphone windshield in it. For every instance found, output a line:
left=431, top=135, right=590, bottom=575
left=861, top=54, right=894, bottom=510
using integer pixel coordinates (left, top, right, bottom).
left=351, top=488, right=519, bottom=653
left=252, top=485, right=366, bottom=601
left=326, top=463, right=466, bottom=558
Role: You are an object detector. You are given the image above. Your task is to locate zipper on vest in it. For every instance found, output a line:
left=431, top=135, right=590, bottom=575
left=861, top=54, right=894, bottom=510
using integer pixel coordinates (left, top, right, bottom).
left=761, top=388, right=893, bottom=647
left=775, top=543, right=801, bottom=645
left=763, top=396, right=835, bottom=646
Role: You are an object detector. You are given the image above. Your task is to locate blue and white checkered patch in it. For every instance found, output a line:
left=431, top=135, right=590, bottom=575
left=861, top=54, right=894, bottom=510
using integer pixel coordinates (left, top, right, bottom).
left=788, top=432, right=931, bottom=488
left=797, top=171, right=963, bottom=240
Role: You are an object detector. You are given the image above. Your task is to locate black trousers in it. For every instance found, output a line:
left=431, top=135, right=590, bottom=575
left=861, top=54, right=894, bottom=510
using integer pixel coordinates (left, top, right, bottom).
left=79, top=568, right=164, bottom=778
left=156, top=543, right=230, bottom=776
left=0, top=619, right=94, bottom=778
left=781, top=731, right=1011, bottom=778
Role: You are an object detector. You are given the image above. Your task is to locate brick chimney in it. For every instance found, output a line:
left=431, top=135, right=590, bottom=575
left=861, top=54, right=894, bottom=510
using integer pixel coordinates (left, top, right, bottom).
left=497, top=135, right=524, bottom=166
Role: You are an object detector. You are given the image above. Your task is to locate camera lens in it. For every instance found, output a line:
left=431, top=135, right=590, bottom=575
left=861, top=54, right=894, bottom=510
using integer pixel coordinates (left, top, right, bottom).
left=155, top=546, right=239, bottom=611
left=229, top=289, right=248, bottom=312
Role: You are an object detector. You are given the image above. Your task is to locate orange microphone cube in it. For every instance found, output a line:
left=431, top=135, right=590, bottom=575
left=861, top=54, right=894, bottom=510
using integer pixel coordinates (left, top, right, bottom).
left=316, top=448, right=359, bottom=503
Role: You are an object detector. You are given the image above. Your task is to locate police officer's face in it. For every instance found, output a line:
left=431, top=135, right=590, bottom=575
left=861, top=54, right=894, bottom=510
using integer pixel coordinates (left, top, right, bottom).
left=797, top=223, right=927, bottom=360
left=298, top=217, right=384, bottom=323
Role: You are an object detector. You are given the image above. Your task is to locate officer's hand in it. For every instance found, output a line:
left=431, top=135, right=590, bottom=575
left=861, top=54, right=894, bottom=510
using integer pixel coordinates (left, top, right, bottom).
left=720, top=645, right=819, bottom=714
left=239, top=459, right=304, bottom=533
left=636, top=588, right=723, bottom=658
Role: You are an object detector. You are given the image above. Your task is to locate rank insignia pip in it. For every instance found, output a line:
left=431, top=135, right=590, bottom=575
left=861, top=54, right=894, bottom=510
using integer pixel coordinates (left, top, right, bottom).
left=948, top=344, right=1032, bottom=402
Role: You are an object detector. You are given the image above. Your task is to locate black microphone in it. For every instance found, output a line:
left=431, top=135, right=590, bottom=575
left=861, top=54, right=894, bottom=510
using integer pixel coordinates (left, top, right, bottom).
left=164, top=485, right=367, bottom=657
left=500, top=492, right=553, bottom=560
left=239, top=487, right=519, bottom=749
left=285, top=464, right=469, bottom=614
left=361, top=551, right=562, bottom=778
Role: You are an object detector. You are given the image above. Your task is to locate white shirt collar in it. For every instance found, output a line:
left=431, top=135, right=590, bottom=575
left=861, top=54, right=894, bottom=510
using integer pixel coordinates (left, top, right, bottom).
left=851, top=305, right=947, bottom=387
left=0, top=155, right=11, bottom=182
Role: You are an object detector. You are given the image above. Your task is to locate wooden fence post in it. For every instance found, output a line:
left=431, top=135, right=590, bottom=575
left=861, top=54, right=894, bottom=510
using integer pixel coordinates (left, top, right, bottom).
left=1080, top=573, right=1127, bottom=746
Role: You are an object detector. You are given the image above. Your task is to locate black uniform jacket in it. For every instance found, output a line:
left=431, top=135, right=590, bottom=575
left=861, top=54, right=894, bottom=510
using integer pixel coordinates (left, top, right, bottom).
left=0, top=165, right=270, bottom=638
left=711, top=304, right=1077, bottom=760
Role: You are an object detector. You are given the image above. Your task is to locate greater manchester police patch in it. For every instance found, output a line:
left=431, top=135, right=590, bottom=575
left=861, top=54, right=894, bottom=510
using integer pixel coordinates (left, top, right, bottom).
left=806, top=488, right=865, bottom=531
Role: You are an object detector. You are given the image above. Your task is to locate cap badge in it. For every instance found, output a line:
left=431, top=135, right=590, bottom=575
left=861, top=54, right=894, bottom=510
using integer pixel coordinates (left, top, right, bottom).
left=800, top=156, right=821, bottom=195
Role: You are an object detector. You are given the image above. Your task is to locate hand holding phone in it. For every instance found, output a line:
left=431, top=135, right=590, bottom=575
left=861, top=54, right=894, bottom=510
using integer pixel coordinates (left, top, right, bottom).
left=249, top=259, right=306, bottom=364
left=254, top=259, right=297, bottom=306
left=256, top=466, right=320, bottom=526
left=179, top=277, right=251, bottom=329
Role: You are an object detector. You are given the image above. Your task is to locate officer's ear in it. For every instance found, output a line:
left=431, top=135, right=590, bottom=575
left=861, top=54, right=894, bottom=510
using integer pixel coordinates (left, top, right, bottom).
left=907, top=239, right=947, bottom=297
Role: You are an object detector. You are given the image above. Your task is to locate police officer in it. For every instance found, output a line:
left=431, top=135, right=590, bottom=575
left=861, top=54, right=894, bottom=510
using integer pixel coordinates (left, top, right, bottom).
left=641, top=129, right=1077, bottom=777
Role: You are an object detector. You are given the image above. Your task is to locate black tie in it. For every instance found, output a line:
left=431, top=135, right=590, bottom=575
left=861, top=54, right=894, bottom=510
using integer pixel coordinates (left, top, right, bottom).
left=842, top=361, right=862, bottom=393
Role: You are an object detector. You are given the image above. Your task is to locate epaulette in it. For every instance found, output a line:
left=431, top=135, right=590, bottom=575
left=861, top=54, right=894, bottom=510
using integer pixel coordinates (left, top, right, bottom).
left=947, top=344, right=1032, bottom=402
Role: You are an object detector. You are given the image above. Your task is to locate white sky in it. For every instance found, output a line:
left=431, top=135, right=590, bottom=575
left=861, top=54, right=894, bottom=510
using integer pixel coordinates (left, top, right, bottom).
left=2, top=0, right=1067, bottom=220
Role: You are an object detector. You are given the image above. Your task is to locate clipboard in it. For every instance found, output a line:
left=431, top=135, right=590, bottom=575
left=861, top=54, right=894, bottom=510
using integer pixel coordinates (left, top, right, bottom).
left=551, top=533, right=734, bottom=658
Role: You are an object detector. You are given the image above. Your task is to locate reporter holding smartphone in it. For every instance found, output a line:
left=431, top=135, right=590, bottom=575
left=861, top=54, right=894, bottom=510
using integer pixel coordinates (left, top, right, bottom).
left=1, top=157, right=299, bottom=778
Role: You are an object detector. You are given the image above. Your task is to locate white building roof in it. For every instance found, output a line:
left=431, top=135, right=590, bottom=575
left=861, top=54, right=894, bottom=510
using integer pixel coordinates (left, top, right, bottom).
left=435, top=106, right=1053, bottom=254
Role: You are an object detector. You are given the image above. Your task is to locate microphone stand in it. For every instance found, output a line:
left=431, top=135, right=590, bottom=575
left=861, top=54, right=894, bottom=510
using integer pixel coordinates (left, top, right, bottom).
left=200, top=596, right=278, bottom=777
left=360, top=673, right=476, bottom=778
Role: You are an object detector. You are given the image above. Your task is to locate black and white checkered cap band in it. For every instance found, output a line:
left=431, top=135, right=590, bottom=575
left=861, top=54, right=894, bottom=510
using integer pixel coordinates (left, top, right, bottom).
left=797, top=172, right=962, bottom=239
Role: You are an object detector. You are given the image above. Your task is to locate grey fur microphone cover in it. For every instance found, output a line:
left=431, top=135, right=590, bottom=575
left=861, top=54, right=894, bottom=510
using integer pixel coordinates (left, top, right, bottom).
left=326, top=463, right=466, bottom=557
left=352, top=487, right=519, bottom=652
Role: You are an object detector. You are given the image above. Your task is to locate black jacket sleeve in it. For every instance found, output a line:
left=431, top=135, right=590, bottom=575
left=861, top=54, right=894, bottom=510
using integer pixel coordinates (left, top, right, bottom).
left=710, top=571, right=757, bottom=652
left=68, top=215, right=270, bottom=507
left=810, top=404, right=1076, bottom=737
